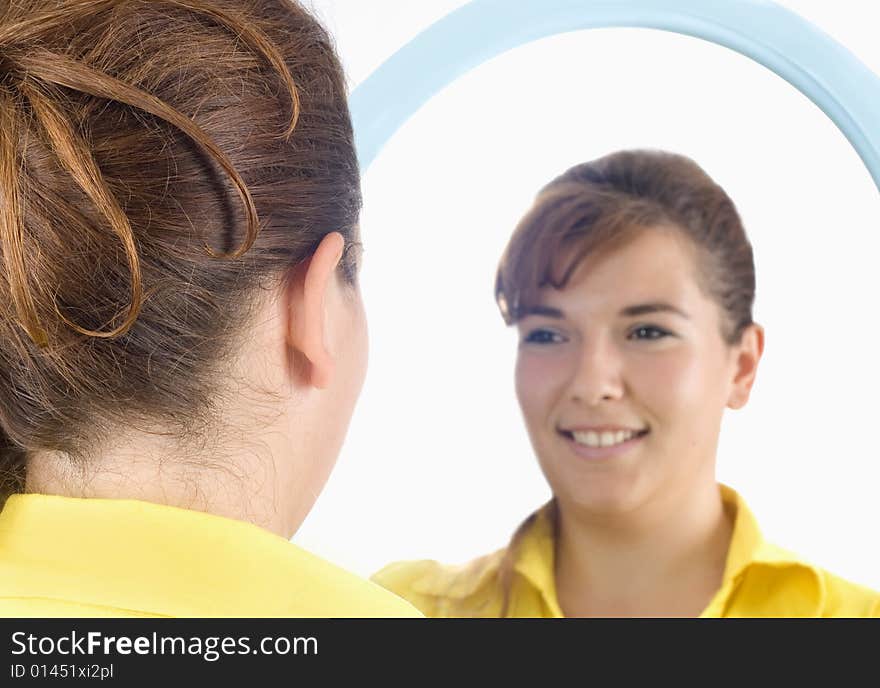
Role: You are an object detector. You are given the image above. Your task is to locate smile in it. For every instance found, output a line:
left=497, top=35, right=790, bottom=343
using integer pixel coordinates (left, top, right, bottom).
left=559, top=427, right=649, bottom=459
left=573, top=429, right=641, bottom=447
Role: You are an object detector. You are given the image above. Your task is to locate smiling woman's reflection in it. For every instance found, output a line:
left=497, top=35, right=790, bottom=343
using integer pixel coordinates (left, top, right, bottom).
left=374, top=149, right=880, bottom=617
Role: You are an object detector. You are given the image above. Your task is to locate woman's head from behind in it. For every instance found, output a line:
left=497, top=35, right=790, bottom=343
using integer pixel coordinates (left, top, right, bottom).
left=0, top=0, right=365, bottom=535
left=496, top=150, right=764, bottom=516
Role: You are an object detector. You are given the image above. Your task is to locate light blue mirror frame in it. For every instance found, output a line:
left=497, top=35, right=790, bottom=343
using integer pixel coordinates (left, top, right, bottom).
left=350, top=0, right=880, bottom=191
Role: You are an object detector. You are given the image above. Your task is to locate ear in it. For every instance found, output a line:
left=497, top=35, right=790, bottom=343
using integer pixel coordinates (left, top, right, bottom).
left=727, top=323, right=765, bottom=410
left=286, top=232, right=345, bottom=390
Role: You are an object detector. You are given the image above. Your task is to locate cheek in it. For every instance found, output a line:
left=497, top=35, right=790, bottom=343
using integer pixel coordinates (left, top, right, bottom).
left=515, top=352, right=569, bottom=419
left=629, top=345, right=729, bottom=419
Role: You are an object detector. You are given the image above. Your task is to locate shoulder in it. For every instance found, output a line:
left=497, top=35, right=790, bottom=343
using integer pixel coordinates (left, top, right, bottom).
left=815, top=567, right=880, bottom=617
left=371, top=549, right=507, bottom=618
left=0, top=597, right=167, bottom=618
left=737, top=541, right=880, bottom=617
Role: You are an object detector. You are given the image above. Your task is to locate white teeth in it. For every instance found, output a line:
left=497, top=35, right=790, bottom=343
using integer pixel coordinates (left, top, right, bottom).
left=571, top=429, right=639, bottom=448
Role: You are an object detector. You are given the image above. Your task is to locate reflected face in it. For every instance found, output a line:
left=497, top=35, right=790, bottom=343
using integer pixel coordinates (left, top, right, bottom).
left=514, top=228, right=742, bottom=515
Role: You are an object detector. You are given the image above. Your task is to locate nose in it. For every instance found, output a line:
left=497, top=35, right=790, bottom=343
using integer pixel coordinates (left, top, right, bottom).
left=568, top=333, right=625, bottom=405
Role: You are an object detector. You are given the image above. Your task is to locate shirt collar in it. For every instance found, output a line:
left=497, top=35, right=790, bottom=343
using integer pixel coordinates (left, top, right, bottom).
left=711, top=485, right=824, bottom=616
left=720, top=482, right=765, bottom=580
left=719, top=483, right=819, bottom=576
left=0, top=493, right=415, bottom=617
left=435, top=484, right=824, bottom=616
left=408, top=507, right=558, bottom=606
left=512, top=502, right=564, bottom=616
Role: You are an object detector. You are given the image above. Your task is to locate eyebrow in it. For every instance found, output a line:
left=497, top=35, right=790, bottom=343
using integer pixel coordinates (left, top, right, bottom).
left=619, top=302, right=690, bottom=319
left=519, top=305, right=564, bottom=319
left=519, top=302, right=691, bottom=321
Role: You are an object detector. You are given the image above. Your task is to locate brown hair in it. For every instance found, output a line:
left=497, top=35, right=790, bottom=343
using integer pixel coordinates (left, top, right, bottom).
left=0, top=0, right=361, bottom=504
left=495, top=149, right=755, bottom=344
left=493, top=149, right=756, bottom=616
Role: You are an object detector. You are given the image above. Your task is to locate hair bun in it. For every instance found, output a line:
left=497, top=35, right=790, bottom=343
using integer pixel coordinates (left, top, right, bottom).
left=0, top=0, right=361, bottom=506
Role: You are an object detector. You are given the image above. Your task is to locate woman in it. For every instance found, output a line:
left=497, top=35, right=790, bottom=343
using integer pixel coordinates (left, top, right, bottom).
left=0, top=0, right=418, bottom=617
left=373, top=150, right=880, bottom=617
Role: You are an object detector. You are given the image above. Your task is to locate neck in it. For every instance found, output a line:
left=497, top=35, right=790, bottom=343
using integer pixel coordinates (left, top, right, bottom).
left=554, top=478, right=733, bottom=617
left=24, top=418, right=314, bottom=540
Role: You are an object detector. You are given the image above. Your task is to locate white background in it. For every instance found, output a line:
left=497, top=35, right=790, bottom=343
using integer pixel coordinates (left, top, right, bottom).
left=293, top=0, right=880, bottom=592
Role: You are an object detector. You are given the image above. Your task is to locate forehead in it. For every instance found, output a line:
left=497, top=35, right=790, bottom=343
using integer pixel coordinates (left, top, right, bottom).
left=538, top=228, right=707, bottom=314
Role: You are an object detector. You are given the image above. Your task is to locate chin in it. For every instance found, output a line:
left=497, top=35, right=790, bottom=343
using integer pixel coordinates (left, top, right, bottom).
left=565, top=488, right=645, bottom=517
left=538, top=432, right=664, bottom=516
left=544, top=462, right=652, bottom=517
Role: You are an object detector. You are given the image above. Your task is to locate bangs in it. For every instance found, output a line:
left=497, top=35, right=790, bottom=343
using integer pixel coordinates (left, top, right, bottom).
left=495, top=184, right=668, bottom=324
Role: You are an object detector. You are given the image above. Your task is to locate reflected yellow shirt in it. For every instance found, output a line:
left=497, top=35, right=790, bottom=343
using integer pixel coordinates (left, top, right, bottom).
left=0, top=493, right=421, bottom=618
left=373, top=485, right=880, bottom=617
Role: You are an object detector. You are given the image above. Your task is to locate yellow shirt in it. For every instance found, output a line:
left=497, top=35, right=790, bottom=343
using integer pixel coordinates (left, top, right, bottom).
left=373, top=485, right=880, bottom=617
left=0, top=493, right=421, bottom=618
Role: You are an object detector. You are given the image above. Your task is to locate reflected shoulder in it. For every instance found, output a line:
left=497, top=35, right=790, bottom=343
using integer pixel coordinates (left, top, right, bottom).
left=817, top=568, right=880, bottom=618
left=371, top=550, right=507, bottom=618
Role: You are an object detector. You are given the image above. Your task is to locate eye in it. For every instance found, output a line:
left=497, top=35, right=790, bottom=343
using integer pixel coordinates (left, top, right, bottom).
left=628, top=325, right=672, bottom=341
left=522, top=328, right=566, bottom=345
